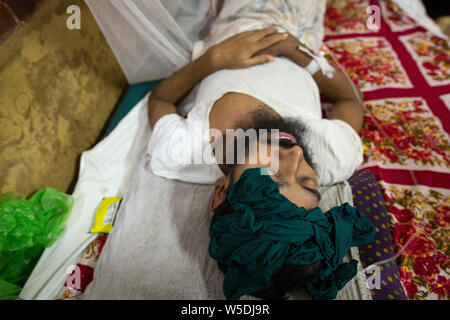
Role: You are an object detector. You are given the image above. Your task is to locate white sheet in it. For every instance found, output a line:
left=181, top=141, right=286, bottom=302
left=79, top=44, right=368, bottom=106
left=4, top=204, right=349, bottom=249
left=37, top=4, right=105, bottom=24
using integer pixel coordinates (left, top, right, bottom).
left=84, top=0, right=219, bottom=83
left=19, top=95, right=152, bottom=300
left=80, top=153, right=370, bottom=300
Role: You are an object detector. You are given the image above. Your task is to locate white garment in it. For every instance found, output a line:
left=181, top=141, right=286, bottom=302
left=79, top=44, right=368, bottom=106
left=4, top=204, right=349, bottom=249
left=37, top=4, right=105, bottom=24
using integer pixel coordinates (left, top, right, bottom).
left=148, top=56, right=363, bottom=186
left=20, top=97, right=152, bottom=300
left=148, top=0, right=362, bottom=186
left=192, top=0, right=327, bottom=59
left=84, top=0, right=219, bottom=83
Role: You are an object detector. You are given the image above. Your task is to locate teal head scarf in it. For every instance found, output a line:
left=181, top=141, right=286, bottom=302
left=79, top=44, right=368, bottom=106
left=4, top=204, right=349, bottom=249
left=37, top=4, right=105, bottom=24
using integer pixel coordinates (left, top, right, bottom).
left=209, top=167, right=376, bottom=300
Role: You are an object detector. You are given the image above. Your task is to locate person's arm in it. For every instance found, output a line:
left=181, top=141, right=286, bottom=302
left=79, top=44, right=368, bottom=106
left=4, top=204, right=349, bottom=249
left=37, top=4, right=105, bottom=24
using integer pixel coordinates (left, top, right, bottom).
left=256, top=34, right=364, bottom=133
left=148, top=28, right=289, bottom=129
left=148, top=55, right=215, bottom=129
left=289, top=50, right=364, bottom=134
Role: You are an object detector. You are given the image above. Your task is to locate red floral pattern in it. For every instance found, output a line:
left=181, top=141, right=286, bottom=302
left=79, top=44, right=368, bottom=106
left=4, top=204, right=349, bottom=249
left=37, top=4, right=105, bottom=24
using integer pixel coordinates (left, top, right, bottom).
left=56, top=234, right=108, bottom=300
left=360, top=98, right=450, bottom=169
left=325, top=0, right=450, bottom=300
left=400, top=32, right=450, bottom=86
left=380, top=1, right=417, bottom=32
left=382, top=183, right=450, bottom=300
left=324, top=0, right=371, bottom=35
left=325, top=37, right=412, bottom=91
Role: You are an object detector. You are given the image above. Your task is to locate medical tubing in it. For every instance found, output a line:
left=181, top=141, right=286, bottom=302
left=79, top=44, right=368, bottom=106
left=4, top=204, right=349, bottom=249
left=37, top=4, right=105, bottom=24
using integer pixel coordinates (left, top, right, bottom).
left=322, top=46, right=427, bottom=296
left=336, top=221, right=427, bottom=297
left=324, top=46, right=419, bottom=184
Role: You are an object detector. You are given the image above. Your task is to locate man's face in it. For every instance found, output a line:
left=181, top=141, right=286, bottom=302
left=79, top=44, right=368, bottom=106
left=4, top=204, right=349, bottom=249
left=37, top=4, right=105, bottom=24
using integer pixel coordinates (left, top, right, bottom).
left=230, top=134, right=320, bottom=210
left=210, top=115, right=321, bottom=212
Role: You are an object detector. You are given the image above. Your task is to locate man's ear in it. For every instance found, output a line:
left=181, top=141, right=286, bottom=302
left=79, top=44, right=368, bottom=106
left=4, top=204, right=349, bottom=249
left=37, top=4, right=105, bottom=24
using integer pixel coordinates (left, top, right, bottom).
left=210, top=175, right=231, bottom=211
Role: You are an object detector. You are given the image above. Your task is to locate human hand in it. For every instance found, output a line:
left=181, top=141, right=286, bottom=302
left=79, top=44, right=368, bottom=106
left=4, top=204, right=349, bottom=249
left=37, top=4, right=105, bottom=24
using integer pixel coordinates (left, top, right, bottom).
left=206, top=28, right=289, bottom=70
left=255, top=33, right=313, bottom=67
left=254, top=32, right=300, bottom=57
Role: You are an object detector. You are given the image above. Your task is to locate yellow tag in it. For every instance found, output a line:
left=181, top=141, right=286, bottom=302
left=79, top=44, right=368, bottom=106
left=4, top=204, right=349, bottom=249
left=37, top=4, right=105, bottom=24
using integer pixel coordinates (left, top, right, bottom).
left=89, top=197, right=123, bottom=234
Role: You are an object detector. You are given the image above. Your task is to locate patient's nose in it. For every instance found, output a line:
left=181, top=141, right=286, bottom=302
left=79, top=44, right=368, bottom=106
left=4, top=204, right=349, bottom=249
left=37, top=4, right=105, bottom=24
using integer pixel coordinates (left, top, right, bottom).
left=278, top=145, right=304, bottom=176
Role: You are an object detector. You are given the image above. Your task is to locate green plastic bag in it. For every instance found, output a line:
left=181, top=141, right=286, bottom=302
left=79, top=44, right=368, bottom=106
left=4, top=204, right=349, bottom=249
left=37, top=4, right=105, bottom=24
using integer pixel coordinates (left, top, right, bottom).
left=0, top=278, right=21, bottom=300
left=0, top=188, right=74, bottom=299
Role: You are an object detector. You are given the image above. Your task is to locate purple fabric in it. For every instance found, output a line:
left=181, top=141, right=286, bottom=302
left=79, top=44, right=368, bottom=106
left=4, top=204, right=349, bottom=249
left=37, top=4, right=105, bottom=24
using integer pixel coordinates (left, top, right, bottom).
left=348, top=169, right=407, bottom=300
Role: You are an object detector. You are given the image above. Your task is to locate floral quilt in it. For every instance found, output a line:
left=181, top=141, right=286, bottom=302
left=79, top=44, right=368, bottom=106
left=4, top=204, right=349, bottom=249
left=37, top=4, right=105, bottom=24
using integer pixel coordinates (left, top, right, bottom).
left=57, top=0, right=449, bottom=300
left=324, top=0, right=449, bottom=300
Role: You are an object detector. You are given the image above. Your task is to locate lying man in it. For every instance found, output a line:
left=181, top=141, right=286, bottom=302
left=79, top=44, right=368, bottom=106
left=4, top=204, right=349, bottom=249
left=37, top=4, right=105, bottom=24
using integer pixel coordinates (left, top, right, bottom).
left=147, top=0, right=375, bottom=300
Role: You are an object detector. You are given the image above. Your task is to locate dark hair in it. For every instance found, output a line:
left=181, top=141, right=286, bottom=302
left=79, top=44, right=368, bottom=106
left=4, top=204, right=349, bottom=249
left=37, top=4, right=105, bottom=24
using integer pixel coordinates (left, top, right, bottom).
left=210, top=189, right=323, bottom=300
left=233, top=109, right=317, bottom=173
left=210, top=110, right=322, bottom=299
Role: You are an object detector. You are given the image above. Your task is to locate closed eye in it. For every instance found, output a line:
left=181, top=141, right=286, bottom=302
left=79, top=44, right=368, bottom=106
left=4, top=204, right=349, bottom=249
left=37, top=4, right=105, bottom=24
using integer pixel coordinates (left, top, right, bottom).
left=296, top=177, right=321, bottom=201
left=296, top=176, right=312, bottom=183
left=276, top=181, right=289, bottom=188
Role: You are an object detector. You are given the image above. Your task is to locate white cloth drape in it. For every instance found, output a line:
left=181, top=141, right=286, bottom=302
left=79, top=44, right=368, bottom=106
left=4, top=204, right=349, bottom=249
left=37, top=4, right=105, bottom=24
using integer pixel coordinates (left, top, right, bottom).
left=85, top=0, right=221, bottom=84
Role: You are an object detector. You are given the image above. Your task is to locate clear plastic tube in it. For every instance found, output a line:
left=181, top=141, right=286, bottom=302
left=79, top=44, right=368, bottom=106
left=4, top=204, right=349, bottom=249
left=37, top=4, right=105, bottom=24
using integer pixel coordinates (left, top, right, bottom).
left=336, top=221, right=427, bottom=298
left=322, top=45, right=427, bottom=298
